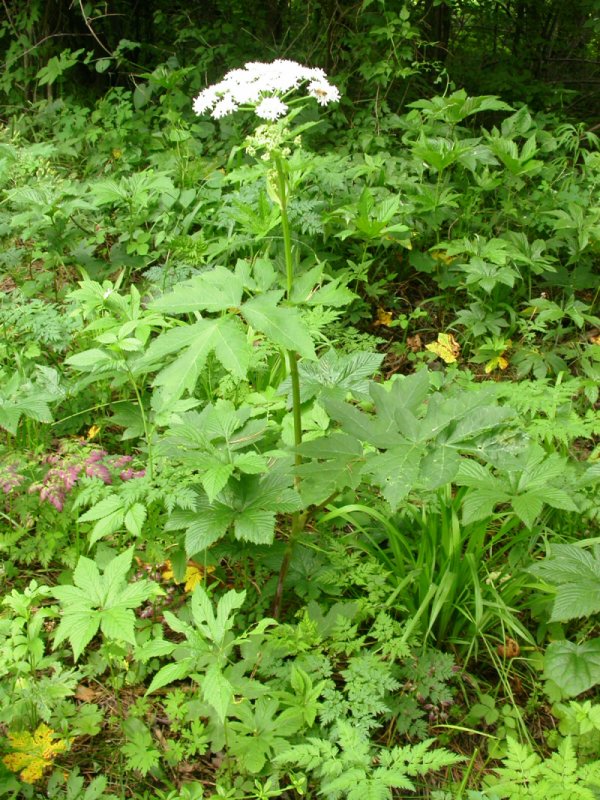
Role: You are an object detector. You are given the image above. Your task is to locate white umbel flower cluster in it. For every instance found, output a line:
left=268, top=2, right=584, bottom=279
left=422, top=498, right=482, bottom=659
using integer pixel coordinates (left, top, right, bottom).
left=193, top=59, right=340, bottom=120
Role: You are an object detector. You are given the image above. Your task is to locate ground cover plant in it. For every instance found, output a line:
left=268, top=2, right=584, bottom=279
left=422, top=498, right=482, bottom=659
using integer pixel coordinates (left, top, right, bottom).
left=0, top=3, right=599, bottom=799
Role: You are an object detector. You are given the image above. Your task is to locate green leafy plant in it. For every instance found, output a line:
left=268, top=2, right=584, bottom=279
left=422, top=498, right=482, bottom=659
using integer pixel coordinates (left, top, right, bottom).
left=52, top=547, right=161, bottom=661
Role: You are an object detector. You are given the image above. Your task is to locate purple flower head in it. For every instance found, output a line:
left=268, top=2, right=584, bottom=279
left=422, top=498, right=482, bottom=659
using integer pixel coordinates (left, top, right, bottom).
left=120, top=468, right=146, bottom=482
left=85, top=462, right=112, bottom=484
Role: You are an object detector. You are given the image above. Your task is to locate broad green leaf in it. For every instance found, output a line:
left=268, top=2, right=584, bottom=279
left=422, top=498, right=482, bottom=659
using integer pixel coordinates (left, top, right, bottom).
left=213, top=316, right=251, bottom=379
left=53, top=610, right=100, bottom=662
left=305, top=279, right=356, bottom=307
left=241, top=293, right=316, bottom=359
left=445, top=405, right=513, bottom=444
left=79, top=496, right=124, bottom=523
left=65, top=348, right=118, bottom=371
left=370, top=369, right=430, bottom=417
left=216, top=589, right=246, bottom=637
left=124, top=502, right=147, bottom=537
left=296, top=432, right=363, bottom=505
left=323, top=397, right=403, bottom=449
left=201, top=662, right=234, bottom=724
left=233, top=452, right=269, bottom=474
left=461, top=487, right=509, bottom=524
left=184, top=504, right=235, bottom=555
left=146, top=659, right=195, bottom=695
left=202, top=462, right=235, bottom=502
left=143, top=324, right=205, bottom=362
left=100, top=605, right=136, bottom=645
left=234, top=507, right=277, bottom=544
left=152, top=319, right=219, bottom=402
left=511, top=491, right=544, bottom=529
left=364, top=444, right=425, bottom=510
left=103, top=547, right=136, bottom=603
left=286, top=349, right=383, bottom=403
left=419, top=445, right=461, bottom=490
left=72, top=556, right=104, bottom=604
left=89, top=511, right=125, bottom=546
left=545, top=639, right=600, bottom=697
left=150, top=267, right=243, bottom=313
left=528, top=544, right=600, bottom=584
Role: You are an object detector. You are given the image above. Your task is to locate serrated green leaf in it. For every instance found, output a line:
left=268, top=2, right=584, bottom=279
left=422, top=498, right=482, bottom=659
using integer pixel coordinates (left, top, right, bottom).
left=150, top=267, right=243, bottom=313
left=241, top=292, right=316, bottom=359
left=124, top=502, right=147, bottom=537
left=550, top=581, right=600, bottom=623
left=511, top=491, right=544, bottom=529
left=323, top=397, right=402, bottom=449
left=53, top=610, right=100, bottom=661
left=146, top=659, right=195, bottom=694
left=213, top=316, right=251, bottom=378
left=364, top=444, right=425, bottom=510
left=202, top=462, right=235, bottom=502
left=152, top=319, right=219, bottom=403
left=100, top=605, right=136, bottom=645
left=461, top=487, right=509, bottom=524
left=71, top=556, right=104, bottom=604
left=233, top=452, right=269, bottom=474
left=234, top=507, right=277, bottom=544
left=79, top=496, right=124, bottom=523
left=201, top=662, right=234, bottom=724
left=184, top=503, right=234, bottom=555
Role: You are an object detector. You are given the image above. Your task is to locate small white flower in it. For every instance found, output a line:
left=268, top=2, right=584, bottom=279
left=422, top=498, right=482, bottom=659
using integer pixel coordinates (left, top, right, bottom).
left=212, top=95, right=239, bottom=118
left=192, top=86, right=218, bottom=114
left=308, top=79, right=341, bottom=106
left=255, top=96, right=288, bottom=121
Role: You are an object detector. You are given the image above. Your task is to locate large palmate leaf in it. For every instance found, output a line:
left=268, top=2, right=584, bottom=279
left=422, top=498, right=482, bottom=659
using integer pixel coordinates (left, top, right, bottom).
left=167, top=472, right=302, bottom=556
left=456, top=444, right=578, bottom=527
left=323, top=376, right=515, bottom=510
left=280, top=349, right=384, bottom=404
left=52, top=548, right=159, bottom=660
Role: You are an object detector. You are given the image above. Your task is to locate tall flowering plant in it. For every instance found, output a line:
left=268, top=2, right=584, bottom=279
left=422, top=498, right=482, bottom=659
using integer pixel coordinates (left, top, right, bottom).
left=193, top=60, right=341, bottom=612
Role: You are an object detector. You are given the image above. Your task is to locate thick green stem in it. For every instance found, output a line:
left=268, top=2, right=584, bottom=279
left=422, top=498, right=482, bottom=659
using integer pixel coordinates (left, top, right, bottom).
left=271, top=153, right=305, bottom=617
left=274, top=153, right=302, bottom=479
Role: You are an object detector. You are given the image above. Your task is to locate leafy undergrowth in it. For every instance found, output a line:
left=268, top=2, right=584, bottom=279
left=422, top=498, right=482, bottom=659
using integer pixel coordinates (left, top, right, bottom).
left=0, top=56, right=599, bottom=800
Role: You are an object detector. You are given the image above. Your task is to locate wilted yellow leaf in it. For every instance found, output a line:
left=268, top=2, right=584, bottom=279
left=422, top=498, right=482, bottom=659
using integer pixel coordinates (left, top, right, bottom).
left=484, top=355, right=509, bottom=374
left=431, top=250, right=454, bottom=265
left=425, top=333, right=460, bottom=364
left=374, top=307, right=393, bottom=327
left=87, top=424, right=101, bottom=440
left=162, top=560, right=215, bottom=592
left=2, top=724, right=67, bottom=783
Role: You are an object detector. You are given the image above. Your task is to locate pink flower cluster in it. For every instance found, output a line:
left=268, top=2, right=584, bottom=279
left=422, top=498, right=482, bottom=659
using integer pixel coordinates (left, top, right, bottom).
left=0, top=462, right=25, bottom=494
left=28, top=446, right=145, bottom=512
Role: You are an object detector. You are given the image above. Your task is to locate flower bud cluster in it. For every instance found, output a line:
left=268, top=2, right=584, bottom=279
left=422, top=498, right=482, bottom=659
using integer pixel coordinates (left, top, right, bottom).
left=193, top=59, right=340, bottom=121
left=0, top=462, right=24, bottom=494
left=25, top=445, right=145, bottom=512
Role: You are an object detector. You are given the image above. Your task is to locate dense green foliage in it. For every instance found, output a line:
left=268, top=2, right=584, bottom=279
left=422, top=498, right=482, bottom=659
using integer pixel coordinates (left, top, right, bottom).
left=0, top=3, right=599, bottom=799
